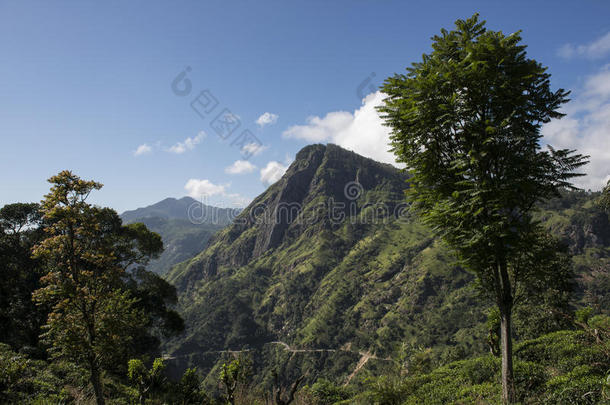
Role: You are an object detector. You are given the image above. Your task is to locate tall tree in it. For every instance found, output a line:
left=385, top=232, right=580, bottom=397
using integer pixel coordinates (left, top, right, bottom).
left=0, top=203, right=46, bottom=351
left=32, top=171, right=163, bottom=405
left=379, top=14, right=587, bottom=402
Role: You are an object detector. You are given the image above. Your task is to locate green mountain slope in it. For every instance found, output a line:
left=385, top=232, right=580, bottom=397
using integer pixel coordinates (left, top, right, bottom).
left=121, top=197, right=238, bottom=275
left=164, top=144, right=609, bottom=388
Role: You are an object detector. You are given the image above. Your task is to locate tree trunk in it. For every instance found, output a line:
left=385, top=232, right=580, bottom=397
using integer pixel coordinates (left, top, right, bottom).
left=497, top=259, right=516, bottom=403
left=499, top=303, right=515, bottom=403
left=90, top=364, right=105, bottom=405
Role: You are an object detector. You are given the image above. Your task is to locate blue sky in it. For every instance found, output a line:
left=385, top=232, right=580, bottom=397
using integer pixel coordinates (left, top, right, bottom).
left=1, top=1, right=610, bottom=212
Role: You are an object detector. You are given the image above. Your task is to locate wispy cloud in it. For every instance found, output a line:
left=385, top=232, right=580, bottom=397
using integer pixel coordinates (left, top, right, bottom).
left=225, top=160, right=257, bottom=174
left=542, top=66, right=610, bottom=190
left=184, top=178, right=228, bottom=197
left=260, top=157, right=292, bottom=186
left=283, top=91, right=397, bottom=166
left=133, top=143, right=152, bottom=156
left=241, top=142, right=268, bottom=157
left=184, top=178, right=251, bottom=207
left=558, top=32, right=610, bottom=59
left=256, top=112, right=279, bottom=127
left=168, top=131, right=206, bottom=154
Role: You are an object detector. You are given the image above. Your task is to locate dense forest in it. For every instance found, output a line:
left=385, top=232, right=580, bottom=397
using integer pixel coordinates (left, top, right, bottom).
left=2, top=14, right=610, bottom=405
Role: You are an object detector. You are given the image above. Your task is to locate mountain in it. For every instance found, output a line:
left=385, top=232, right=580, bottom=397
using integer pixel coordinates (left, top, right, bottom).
left=121, top=196, right=239, bottom=224
left=163, top=144, right=609, bottom=389
left=121, top=197, right=239, bottom=275
left=163, top=144, right=485, bottom=383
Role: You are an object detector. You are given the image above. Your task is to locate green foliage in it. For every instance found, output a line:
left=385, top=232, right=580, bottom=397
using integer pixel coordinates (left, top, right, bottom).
left=545, top=365, right=604, bottom=405
left=361, top=375, right=411, bottom=405
left=350, top=330, right=609, bottom=404
left=127, top=358, right=166, bottom=404
left=219, top=355, right=253, bottom=404
left=379, top=14, right=587, bottom=274
left=599, top=180, right=610, bottom=212
left=510, top=232, right=576, bottom=340
left=0, top=203, right=46, bottom=351
left=123, top=216, right=226, bottom=275
left=301, top=378, right=351, bottom=404
left=379, top=13, right=587, bottom=401
left=0, top=343, right=88, bottom=403
left=31, top=170, right=165, bottom=404
left=174, top=368, right=209, bottom=405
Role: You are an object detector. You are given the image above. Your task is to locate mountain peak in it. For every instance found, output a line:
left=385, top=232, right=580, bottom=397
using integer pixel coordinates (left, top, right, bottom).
left=168, top=144, right=408, bottom=289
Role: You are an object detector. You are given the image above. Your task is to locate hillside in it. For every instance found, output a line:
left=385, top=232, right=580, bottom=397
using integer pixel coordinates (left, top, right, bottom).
left=121, top=197, right=238, bottom=274
left=164, top=144, right=609, bottom=390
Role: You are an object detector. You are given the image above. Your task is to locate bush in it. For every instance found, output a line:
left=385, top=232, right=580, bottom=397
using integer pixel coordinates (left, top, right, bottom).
left=303, top=378, right=351, bottom=405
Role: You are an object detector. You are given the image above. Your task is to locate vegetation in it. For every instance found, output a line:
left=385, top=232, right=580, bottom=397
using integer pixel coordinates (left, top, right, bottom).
left=0, top=171, right=184, bottom=404
left=379, top=14, right=587, bottom=402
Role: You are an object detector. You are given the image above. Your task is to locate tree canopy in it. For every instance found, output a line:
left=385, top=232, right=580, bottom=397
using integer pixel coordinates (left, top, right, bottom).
left=31, top=171, right=171, bottom=405
left=379, top=14, right=588, bottom=402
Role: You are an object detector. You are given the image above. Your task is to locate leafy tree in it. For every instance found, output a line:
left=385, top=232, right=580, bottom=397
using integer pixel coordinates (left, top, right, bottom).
left=0, top=203, right=46, bottom=351
left=379, top=14, right=587, bottom=402
left=32, top=171, right=163, bottom=405
left=128, top=357, right=166, bottom=404
left=219, top=354, right=253, bottom=405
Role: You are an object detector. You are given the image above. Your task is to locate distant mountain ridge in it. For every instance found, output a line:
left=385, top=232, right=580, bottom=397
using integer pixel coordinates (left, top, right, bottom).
left=121, top=196, right=239, bottom=224
left=121, top=197, right=239, bottom=275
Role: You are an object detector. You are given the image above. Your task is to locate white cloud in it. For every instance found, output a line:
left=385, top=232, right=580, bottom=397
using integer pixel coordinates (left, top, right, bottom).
left=225, top=160, right=257, bottom=174
left=184, top=178, right=227, bottom=198
left=256, top=112, right=279, bottom=127
left=542, top=67, right=610, bottom=190
left=558, top=32, right=610, bottom=59
left=168, top=131, right=206, bottom=154
left=283, top=91, right=397, bottom=165
left=184, top=178, right=252, bottom=207
left=284, top=111, right=353, bottom=142
left=241, top=142, right=268, bottom=157
left=260, top=161, right=289, bottom=186
left=133, top=144, right=152, bottom=156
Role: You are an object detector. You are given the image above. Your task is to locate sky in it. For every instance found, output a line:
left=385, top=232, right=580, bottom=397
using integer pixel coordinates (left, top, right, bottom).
left=1, top=1, right=610, bottom=212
